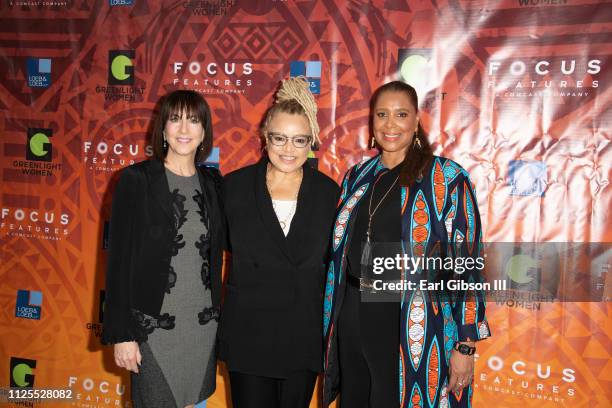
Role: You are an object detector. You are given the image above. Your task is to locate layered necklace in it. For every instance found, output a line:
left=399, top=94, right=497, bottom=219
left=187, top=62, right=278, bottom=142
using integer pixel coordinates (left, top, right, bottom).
left=361, top=170, right=400, bottom=265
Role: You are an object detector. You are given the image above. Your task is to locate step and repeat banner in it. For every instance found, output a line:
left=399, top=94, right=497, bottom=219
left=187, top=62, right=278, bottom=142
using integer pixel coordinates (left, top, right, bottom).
left=1, top=0, right=610, bottom=407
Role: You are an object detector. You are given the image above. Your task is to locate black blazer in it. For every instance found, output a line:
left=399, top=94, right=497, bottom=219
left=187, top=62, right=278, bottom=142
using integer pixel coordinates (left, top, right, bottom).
left=101, top=159, right=225, bottom=345
left=218, top=158, right=340, bottom=378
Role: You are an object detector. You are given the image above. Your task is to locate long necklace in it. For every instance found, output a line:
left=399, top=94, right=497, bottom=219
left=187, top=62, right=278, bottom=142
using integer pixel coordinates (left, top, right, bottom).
left=266, top=166, right=302, bottom=232
left=361, top=172, right=400, bottom=265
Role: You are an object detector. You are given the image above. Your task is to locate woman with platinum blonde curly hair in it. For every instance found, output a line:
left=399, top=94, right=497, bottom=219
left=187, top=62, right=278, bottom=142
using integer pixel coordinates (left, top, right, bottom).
left=218, top=76, right=340, bottom=408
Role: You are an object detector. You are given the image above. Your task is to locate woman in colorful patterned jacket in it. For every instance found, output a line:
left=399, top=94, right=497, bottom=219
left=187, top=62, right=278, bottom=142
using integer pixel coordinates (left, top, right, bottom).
left=322, top=81, right=491, bottom=407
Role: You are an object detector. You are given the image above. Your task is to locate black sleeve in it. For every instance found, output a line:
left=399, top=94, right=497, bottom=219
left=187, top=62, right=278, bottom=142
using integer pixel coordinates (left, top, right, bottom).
left=222, top=171, right=235, bottom=254
left=331, top=180, right=341, bottom=205
left=448, top=172, right=491, bottom=342
left=204, top=166, right=225, bottom=207
left=101, top=169, right=141, bottom=345
left=322, top=176, right=341, bottom=266
left=204, top=166, right=229, bottom=252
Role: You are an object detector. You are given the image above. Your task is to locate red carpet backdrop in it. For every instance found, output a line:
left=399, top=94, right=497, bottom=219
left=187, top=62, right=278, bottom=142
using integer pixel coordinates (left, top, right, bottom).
left=1, top=0, right=610, bottom=407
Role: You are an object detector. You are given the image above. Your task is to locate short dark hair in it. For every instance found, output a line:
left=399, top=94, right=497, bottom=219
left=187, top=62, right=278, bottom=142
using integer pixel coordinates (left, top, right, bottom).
left=370, top=81, right=433, bottom=186
left=152, top=90, right=213, bottom=163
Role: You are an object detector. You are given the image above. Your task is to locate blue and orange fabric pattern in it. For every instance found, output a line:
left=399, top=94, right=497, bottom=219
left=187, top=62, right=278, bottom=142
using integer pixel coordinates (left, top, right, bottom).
left=322, top=155, right=491, bottom=407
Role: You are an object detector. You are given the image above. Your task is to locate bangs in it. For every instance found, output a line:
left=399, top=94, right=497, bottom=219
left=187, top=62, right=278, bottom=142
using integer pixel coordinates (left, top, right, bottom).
left=162, top=90, right=208, bottom=122
left=152, top=89, right=213, bottom=163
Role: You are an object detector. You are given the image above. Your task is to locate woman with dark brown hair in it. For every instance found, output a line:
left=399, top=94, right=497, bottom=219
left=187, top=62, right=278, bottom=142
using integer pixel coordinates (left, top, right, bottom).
left=322, top=81, right=491, bottom=407
left=102, top=90, right=225, bottom=408
left=219, top=77, right=340, bottom=407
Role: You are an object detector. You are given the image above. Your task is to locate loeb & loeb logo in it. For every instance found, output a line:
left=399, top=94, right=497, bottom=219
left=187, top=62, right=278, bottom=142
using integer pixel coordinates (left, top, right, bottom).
left=508, top=160, right=547, bottom=197
left=26, top=57, right=52, bottom=88
left=15, top=289, right=43, bottom=320
left=290, top=61, right=321, bottom=94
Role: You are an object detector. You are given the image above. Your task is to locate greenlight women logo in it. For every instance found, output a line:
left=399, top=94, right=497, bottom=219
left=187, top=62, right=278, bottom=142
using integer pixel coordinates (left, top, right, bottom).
left=26, top=128, right=52, bottom=161
left=398, top=49, right=433, bottom=101
left=10, top=357, right=36, bottom=387
left=108, top=50, right=135, bottom=85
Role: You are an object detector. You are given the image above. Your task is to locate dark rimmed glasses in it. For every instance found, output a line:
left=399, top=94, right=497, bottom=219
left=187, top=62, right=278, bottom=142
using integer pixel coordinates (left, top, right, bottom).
left=267, top=132, right=312, bottom=149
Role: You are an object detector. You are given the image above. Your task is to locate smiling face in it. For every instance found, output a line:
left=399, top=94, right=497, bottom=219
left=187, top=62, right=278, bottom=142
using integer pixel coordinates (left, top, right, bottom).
left=265, top=112, right=311, bottom=174
left=163, top=110, right=204, bottom=163
left=372, top=90, right=419, bottom=159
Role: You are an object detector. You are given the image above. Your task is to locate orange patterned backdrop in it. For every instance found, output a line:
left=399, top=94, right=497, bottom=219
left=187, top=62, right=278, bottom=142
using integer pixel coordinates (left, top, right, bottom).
left=1, top=0, right=610, bottom=407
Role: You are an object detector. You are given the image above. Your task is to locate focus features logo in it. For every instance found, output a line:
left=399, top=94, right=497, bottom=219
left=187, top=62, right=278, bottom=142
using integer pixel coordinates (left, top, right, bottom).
left=171, top=61, right=253, bottom=94
left=478, top=355, right=576, bottom=401
left=67, top=376, right=129, bottom=407
left=487, top=58, right=601, bottom=97
left=1, top=208, right=69, bottom=240
left=83, top=141, right=153, bottom=172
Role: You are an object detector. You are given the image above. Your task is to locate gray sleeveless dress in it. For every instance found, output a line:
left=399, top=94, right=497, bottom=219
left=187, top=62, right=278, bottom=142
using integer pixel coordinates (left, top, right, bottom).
left=131, top=170, right=218, bottom=408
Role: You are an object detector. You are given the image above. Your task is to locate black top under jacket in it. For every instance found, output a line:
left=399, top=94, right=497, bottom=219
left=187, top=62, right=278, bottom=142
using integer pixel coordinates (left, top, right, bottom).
left=218, top=157, right=340, bottom=378
left=101, top=159, right=225, bottom=345
left=347, top=163, right=402, bottom=280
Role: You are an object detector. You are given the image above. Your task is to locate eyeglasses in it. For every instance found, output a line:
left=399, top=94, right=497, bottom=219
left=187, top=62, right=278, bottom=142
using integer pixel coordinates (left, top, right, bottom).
left=267, top=132, right=312, bottom=149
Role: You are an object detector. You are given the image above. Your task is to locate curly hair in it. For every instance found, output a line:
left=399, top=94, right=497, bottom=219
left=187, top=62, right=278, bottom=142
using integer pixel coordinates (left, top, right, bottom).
left=261, top=76, right=320, bottom=146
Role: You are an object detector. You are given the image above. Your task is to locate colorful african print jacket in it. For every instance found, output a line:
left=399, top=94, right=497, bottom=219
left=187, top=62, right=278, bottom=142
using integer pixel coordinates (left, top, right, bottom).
left=322, top=155, right=491, bottom=407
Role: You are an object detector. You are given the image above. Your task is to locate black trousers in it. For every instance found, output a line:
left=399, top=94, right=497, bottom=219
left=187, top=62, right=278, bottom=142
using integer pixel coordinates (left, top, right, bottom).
left=338, top=281, right=400, bottom=408
left=229, top=370, right=317, bottom=408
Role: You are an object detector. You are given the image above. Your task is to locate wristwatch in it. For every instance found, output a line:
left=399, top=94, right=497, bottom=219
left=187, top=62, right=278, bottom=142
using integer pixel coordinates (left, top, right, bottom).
left=454, top=342, right=476, bottom=356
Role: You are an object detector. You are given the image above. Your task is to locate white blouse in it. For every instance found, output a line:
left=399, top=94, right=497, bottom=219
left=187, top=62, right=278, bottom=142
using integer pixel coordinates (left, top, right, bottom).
left=271, top=199, right=297, bottom=236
